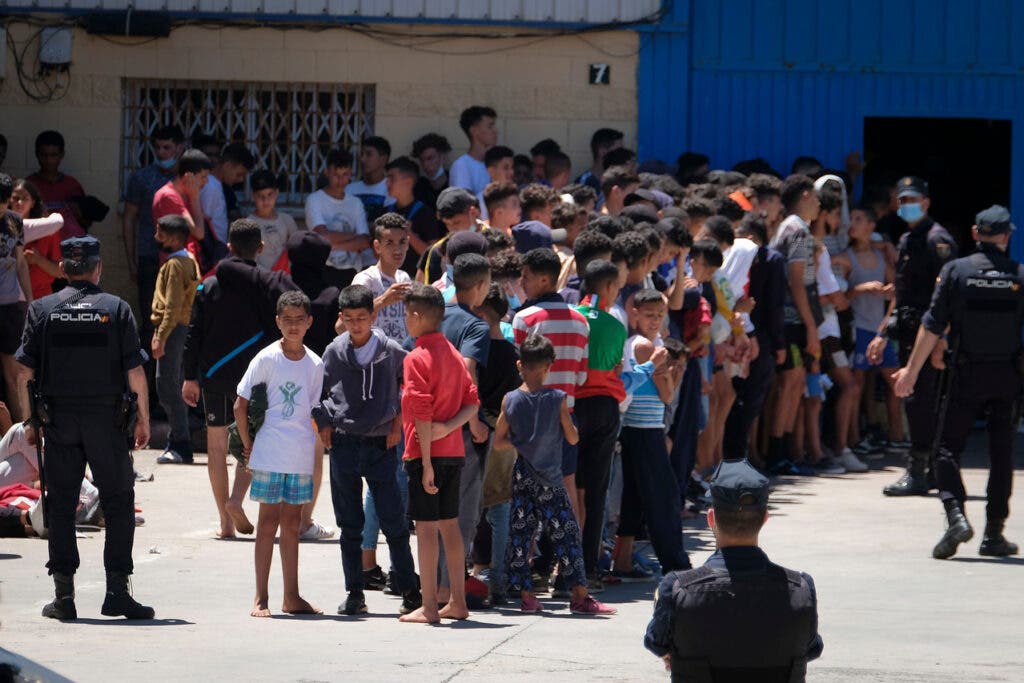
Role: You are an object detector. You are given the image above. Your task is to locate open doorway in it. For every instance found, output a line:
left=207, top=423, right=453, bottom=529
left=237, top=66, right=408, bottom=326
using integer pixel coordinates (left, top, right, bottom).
left=861, top=117, right=1011, bottom=249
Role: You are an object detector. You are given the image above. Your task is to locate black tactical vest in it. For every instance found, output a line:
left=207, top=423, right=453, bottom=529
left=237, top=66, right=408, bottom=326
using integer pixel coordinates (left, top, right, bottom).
left=956, top=252, right=1024, bottom=361
left=669, top=564, right=816, bottom=683
left=41, top=286, right=127, bottom=399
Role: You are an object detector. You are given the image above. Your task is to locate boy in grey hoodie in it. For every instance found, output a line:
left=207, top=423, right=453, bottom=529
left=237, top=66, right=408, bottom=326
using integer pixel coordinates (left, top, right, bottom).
left=314, top=284, right=422, bottom=617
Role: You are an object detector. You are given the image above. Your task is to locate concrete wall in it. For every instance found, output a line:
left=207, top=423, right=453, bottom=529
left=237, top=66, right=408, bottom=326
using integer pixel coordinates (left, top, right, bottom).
left=0, top=22, right=638, bottom=305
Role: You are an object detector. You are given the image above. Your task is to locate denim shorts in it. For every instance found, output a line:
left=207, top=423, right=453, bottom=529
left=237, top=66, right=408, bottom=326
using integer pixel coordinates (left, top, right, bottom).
left=249, top=470, right=314, bottom=505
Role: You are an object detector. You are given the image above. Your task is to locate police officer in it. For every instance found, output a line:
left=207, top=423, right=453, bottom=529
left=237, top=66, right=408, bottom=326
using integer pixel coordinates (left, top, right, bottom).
left=894, top=205, right=1023, bottom=559
left=15, top=236, right=155, bottom=620
left=868, top=176, right=958, bottom=496
left=644, top=459, right=823, bottom=682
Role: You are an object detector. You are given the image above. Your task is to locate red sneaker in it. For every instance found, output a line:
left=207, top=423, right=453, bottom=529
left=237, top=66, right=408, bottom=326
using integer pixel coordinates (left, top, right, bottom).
left=570, top=595, right=616, bottom=615
left=520, top=594, right=543, bottom=613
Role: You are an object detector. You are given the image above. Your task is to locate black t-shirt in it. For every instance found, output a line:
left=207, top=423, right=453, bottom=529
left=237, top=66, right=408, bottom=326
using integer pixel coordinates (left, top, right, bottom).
left=476, top=338, right=521, bottom=426
left=414, top=177, right=445, bottom=208
left=395, top=199, right=444, bottom=275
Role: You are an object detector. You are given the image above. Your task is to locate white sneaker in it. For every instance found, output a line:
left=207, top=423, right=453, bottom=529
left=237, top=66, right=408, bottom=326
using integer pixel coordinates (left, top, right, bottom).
left=837, top=448, right=869, bottom=473
left=300, top=520, right=336, bottom=540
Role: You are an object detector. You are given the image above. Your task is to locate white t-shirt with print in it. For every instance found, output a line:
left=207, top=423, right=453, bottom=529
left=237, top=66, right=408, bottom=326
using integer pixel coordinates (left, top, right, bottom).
left=352, top=264, right=411, bottom=343
left=237, top=341, right=324, bottom=475
left=249, top=212, right=301, bottom=271
left=303, top=189, right=372, bottom=270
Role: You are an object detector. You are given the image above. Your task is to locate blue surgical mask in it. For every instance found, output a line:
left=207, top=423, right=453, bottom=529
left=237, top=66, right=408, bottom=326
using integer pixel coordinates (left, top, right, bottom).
left=156, top=157, right=177, bottom=170
left=446, top=264, right=454, bottom=279
left=897, top=202, right=924, bottom=223
left=507, top=292, right=521, bottom=310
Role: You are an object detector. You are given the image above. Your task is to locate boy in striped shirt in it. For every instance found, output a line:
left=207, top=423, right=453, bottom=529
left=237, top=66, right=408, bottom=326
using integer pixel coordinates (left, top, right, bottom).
left=512, top=248, right=589, bottom=518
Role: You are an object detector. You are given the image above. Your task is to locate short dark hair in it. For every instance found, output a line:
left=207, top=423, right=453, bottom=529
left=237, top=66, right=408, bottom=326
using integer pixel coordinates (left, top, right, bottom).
left=602, top=147, right=636, bottom=170
left=228, top=218, right=263, bottom=258
left=581, top=259, right=620, bottom=297
left=586, top=214, right=626, bottom=240
left=221, top=143, right=256, bottom=170
left=851, top=202, right=878, bottom=223
left=411, top=133, right=451, bottom=158
left=483, top=229, right=514, bottom=255
left=681, top=196, right=715, bottom=219
left=781, top=174, right=816, bottom=212
left=612, top=231, right=649, bottom=270
left=716, top=196, right=746, bottom=222
left=483, top=181, right=519, bottom=215
left=703, top=215, right=735, bottom=247
left=676, top=151, right=710, bottom=180
left=573, top=229, right=613, bottom=273
left=747, top=173, right=782, bottom=200
left=177, top=149, right=212, bottom=176
left=563, top=183, right=598, bottom=207
left=544, top=151, right=571, bottom=182
left=601, top=165, right=640, bottom=196
left=453, top=253, right=491, bottom=291
left=791, top=155, right=822, bottom=177
left=489, top=249, right=522, bottom=280
left=249, top=170, right=280, bottom=192
left=638, top=224, right=664, bottom=254
left=484, top=145, right=514, bottom=168
left=35, top=130, right=65, bottom=153
left=590, top=128, right=624, bottom=160
left=520, top=184, right=559, bottom=217
left=551, top=202, right=585, bottom=232
left=519, top=333, right=556, bottom=367
left=736, top=214, right=768, bottom=245
left=690, top=239, right=724, bottom=268
left=818, top=187, right=843, bottom=213
left=404, top=282, right=445, bottom=320
left=374, top=212, right=409, bottom=241
left=459, top=106, right=497, bottom=137
left=479, top=282, right=509, bottom=320
left=386, top=156, right=420, bottom=179
left=521, top=247, right=561, bottom=280
left=712, top=507, right=766, bottom=537
left=362, top=136, right=391, bottom=158
left=530, top=138, right=561, bottom=158
left=277, top=290, right=311, bottom=315
left=338, top=284, right=374, bottom=313
left=632, top=288, right=664, bottom=308
left=153, top=125, right=185, bottom=144
left=191, top=133, right=220, bottom=152
left=325, top=149, right=354, bottom=169
left=157, top=214, right=191, bottom=241
left=655, top=217, right=692, bottom=249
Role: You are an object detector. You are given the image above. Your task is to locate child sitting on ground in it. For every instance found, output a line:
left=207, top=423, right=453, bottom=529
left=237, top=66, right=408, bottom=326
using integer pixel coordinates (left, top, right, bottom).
left=235, top=290, right=324, bottom=618
left=493, top=334, right=616, bottom=615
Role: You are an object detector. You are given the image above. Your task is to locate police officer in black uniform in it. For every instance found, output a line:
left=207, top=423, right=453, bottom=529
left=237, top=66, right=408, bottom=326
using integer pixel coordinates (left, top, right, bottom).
left=869, top=177, right=958, bottom=496
left=15, top=236, right=155, bottom=620
left=644, top=459, right=823, bottom=682
left=894, top=205, right=1023, bottom=560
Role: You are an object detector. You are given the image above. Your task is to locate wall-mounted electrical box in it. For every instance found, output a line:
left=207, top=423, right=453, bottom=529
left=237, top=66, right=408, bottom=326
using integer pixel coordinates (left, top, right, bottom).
left=39, top=27, right=73, bottom=70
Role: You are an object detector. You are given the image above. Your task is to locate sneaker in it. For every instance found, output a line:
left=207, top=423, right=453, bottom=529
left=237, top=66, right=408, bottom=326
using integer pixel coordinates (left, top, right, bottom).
left=837, top=448, right=869, bottom=473
left=569, top=595, right=617, bottom=615
left=768, top=458, right=800, bottom=476
left=520, top=593, right=543, bottom=613
left=851, top=438, right=883, bottom=457
left=156, top=449, right=184, bottom=464
left=340, top=590, right=367, bottom=616
left=792, top=461, right=819, bottom=477
left=884, top=440, right=912, bottom=455
left=610, top=567, right=654, bottom=583
left=300, top=520, right=335, bottom=540
left=399, top=589, right=422, bottom=615
left=363, top=565, right=387, bottom=591
left=812, top=457, right=845, bottom=476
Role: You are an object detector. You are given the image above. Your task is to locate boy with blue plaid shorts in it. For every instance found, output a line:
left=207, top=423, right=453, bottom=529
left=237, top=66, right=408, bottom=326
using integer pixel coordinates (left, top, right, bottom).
left=235, top=291, right=324, bottom=617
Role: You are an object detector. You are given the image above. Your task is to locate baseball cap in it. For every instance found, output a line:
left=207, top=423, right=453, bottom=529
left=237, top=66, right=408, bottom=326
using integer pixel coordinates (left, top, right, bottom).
left=436, top=187, right=480, bottom=219
left=896, top=176, right=929, bottom=199
left=709, top=459, right=769, bottom=510
left=444, top=230, right=489, bottom=262
left=975, top=204, right=1016, bottom=236
left=511, top=220, right=566, bottom=254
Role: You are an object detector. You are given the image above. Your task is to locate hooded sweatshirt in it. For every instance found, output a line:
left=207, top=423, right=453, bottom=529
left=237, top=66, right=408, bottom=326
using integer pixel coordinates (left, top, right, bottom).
left=182, top=256, right=297, bottom=394
left=313, top=329, right=406, bottom=437
left=287, top=231, right=340, bottom=356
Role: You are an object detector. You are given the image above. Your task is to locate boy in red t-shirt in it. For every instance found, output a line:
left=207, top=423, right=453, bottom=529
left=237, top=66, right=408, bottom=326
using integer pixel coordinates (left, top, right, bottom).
left=27, top=130, right=86, bottom=239
left=400, top=283, right=479, bottom=624
left=151, top=149, right=212, bottom=268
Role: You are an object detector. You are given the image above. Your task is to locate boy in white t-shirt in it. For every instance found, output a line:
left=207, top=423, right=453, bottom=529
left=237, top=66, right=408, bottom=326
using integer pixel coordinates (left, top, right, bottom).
left=248, top=170, right=300, bottom=271
left=304, top=149, right=372, bottom=288
left=235, top=290, right=325, bottom=618
left=351, top=212, right=411, bottom=343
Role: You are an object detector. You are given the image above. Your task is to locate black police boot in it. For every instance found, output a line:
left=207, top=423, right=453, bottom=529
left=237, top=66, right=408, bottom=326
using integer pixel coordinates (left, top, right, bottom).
left=100, top=572, right=155, bottom=619
left=41, top=573, right=77, bottom=620
left=979, top=520, right=1020, bottom=557
left=932, top=499, right=974, bottom=559
left=882, top=450, right=929, bottom=497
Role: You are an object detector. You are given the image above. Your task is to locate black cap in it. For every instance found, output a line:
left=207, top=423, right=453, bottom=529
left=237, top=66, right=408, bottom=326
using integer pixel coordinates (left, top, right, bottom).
left=444, top=230, right=489, bottom=262
left=60, top=236, right=101, bottom=260
left=710, top=459, right=769, bottom=510
left=896, top=176, right=929, bottom=199
left=436, top=187, right=479, bottom=219
left=975, top=204, right=1016, bottom=236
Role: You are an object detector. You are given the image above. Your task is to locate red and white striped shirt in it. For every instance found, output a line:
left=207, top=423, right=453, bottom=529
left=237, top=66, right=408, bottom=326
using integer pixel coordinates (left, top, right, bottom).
left=512, top=293, right=589, bottom=408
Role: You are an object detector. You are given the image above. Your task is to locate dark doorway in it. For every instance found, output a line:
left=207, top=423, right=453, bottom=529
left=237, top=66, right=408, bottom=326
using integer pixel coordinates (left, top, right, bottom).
left=861, top=117, right=1011, bottom=250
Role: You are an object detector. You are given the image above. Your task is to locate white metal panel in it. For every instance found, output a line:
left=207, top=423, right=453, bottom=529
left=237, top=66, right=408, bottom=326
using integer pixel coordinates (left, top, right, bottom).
left=487, top=0, right=522, bottom=21
left=454, top=0, right=489, bottom=20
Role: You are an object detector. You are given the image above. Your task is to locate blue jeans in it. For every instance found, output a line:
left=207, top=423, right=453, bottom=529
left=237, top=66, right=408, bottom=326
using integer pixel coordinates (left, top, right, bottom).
left=361, top=437, right=408, bottom=551
left=485, top=501, right=511, bottom=594
left=329, top=433, right=416, bottom=593
left=155, top=324, right=190, bottom=445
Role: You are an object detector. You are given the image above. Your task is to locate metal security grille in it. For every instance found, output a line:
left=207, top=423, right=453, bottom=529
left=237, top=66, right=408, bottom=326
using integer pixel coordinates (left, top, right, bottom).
left=121, top=79, right=376, bottom=206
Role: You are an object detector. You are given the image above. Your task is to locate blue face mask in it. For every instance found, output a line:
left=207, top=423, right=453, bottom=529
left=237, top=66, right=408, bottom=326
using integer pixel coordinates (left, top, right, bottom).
left=156, top=156, right=177, bottom=170
left=446, top=264, right=454, bottom=279
left=897, top=202, right=924, bottom=223
left=507, top=292, right=521, bottom=310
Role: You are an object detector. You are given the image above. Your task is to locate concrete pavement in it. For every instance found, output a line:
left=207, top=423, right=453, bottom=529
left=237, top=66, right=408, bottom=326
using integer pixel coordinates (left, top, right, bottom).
left=1, top=435, right=1022, bottom=682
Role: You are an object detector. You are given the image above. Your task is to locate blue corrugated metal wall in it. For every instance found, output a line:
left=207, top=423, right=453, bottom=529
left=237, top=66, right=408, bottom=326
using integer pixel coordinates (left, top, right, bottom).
left=638, top=0, right=1024, bottom=258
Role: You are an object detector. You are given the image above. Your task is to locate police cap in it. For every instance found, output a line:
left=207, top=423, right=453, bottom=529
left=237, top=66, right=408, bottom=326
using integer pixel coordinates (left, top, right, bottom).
left=975, top=204, right=1016, bottom=236
left=710, top=459, right=770, bottom=510
left=896, top=176, right=929, bottom=199
left=60, top=236, right=101, bottom=275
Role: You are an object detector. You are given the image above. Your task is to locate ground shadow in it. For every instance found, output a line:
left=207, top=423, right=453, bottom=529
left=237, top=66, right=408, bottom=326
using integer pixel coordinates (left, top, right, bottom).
left=72, top=618, right=194, bottom=626
left=948, top=556, right=1024, bottom=566
left=0, top=554, right=22, bottom=561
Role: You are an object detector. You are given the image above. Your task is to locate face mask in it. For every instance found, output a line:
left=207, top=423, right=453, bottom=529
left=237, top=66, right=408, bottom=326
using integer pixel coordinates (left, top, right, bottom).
left=507, top=292, right=521, bottom=310
left=431, top=166, right=446, bottom=181
left=897, top=203, right=924, bottom=223
left=446, top=264, right=454, bottom=280
left=156, top=157, right=177, bottom=170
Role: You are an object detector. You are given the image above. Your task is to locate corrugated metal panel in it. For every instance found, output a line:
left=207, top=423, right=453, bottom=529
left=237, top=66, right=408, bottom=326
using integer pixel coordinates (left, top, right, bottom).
left=0, top=0, right=661, bottom=24
left=691, top=0, right=1024, bottom=74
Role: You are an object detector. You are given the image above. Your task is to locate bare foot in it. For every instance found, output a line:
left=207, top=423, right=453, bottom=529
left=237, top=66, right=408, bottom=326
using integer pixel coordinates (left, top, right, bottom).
left=216, top=528, right=236, bottom=540
left=226, top=502, right=254, bottom=535
left=399, top=605, right=440, bottom=624
left=251, top=598, right=271, bottom=617
left=282, top=596, right=323, bottom=615
left=438, top=603, right=469, bottom=620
